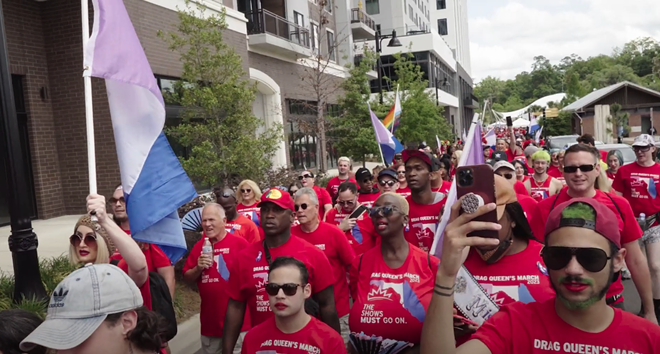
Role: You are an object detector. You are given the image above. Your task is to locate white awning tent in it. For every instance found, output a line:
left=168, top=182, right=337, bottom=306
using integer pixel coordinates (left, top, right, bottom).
left=512, top=118, right=529, bottom=128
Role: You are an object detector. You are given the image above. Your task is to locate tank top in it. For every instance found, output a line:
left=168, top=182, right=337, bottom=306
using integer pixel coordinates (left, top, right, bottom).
left=530, top=176, right=552, bottom=202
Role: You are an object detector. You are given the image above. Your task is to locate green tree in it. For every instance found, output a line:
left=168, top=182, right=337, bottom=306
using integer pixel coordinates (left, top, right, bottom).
left=606, top=103, right=630, bottom=138
left=540, top=111, right=573, bottom=137
left=333, top=48, right=380, bottom=163
left=158, top=2, right=281, bottom=187
left=386, top=52, right=453, bottom=145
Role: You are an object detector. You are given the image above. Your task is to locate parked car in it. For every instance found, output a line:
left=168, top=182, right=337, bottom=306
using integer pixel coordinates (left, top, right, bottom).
left=597, top=144, right=636, bottom=165
left=547, top=135, right=603, bottom=150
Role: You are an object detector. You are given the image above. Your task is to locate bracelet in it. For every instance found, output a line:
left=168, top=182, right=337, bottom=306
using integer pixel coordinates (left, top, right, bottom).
left=435, top=283, right=454, bottom=291
left=434, top=289, right=454, bottom=297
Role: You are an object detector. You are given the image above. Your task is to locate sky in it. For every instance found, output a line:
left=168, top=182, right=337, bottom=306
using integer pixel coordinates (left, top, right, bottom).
left=468, top=0, right=660, bottom=83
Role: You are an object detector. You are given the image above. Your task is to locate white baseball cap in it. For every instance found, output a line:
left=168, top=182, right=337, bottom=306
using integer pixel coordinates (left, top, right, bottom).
left=492, top=160, right=515, bottom=172
left=632, top=134, right=655, bottom=147
left=20, top=263, right=143, bottom=351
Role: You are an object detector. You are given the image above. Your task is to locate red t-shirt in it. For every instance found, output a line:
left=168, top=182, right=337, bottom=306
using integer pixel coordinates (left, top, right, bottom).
left=517, top=193, right=537, bottom=223
left=472, top=299, right=660, bottom=354
left=349, top=244, right=439, bottom=344
left=600, top=149, right=609, bottom=162
left=326, top=176, right=357, bottom=201
left=505, top=148, right=516, bottom=162
left=404, top=193, right=446, bottom=252
left=325, top=208, right=377, bottom=256
left=227, top=236, right=334, bottom=327
left=358, top=191, right=381, bottom=209
left=183, top=234, right=250, bottom=337
left=530, top=189, right=641, bottom=303
left=241, top=316, right=346, bottom=354
left=112, top=243, right=171, bottom=273
left=227, top=214, right=261, bottom=244
left=396, top=187, right=412, bottom=198
left=547, top=165, right=562, bottom=179
left=606, top=170, right=616, bottom=180
left=291, top=222, right=356, bottom=317
left=464, top=241, right=554, bottom=306
left=313, top=185, right=333, bottom=220
left=529, top=176, right=553, bottom=202
left=236, top=202, right=260, bottom=227
left=612, top=162, right=660, bottom=225
left=514, top=181, right=528, bottom=195
left=432, top=180, right=452, bottom=195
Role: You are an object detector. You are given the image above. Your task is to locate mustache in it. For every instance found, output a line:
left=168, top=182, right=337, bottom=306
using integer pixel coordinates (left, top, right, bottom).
left=559, top=276, right=594, bottom=285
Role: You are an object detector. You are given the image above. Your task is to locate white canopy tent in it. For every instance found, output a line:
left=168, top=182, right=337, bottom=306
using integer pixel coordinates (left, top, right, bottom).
left=512, top=118, right=530, bottom=128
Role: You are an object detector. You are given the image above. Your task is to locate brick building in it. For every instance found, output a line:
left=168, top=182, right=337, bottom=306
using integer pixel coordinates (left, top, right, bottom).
left=0, top=0, right=369, bottom=225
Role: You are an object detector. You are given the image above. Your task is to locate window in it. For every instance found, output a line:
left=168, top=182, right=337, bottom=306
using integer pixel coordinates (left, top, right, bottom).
left=325, top=0, right=333, bottom=13
left=294, top=11, right=304, bottom=27
left=437, top=18, right=448, bottom=35
left=437, top=0, right=446, bottom=9
left=327, top=30, right=336, bottom=61
left=365, top=0, right=379, bottom=15
left=408, top=5, right=413, bottom=20
left=310, top=22, right=319, bottom=52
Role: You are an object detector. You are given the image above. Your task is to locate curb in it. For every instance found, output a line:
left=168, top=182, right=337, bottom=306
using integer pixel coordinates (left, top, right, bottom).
left=170, top=314, right=202, bottom=354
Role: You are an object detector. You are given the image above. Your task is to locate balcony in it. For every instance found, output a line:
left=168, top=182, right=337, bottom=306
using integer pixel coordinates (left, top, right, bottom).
left=246, top=9, right=312, bottom=58
left=350, top=8, right=376, bottom=40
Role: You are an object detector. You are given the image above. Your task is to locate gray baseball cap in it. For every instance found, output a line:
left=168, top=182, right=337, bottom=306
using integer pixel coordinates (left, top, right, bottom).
left=20, top=263, right=143, bottom=351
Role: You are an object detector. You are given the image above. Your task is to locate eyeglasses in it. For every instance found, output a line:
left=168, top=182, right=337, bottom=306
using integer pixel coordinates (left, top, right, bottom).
left=70, top=233, right=97, bottom=246
left=379, top=180, right=397, bottom=187
left=542, top=246, right=612, bottom=273
left=496, top=172, right=514, bottom=180
left=240, top=189, right=252, bottom=193
left=337, top=200, right=355, bottom=207
left=298, top=174, right=313, bottom=180
left=109, top=196, right=125, bottom=204
left=633, top=146, right=652, bottom=152
left=369, top=205, right=400, bottom=218
left=265, top=283, right=302, bottom=296
left=294, top=203, right=309, bottom=211
left=563, top=164, right=596, bottom=174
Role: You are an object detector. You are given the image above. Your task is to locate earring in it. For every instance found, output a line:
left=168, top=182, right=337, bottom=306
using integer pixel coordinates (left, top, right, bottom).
left=405, top=224, right=409, bottom=232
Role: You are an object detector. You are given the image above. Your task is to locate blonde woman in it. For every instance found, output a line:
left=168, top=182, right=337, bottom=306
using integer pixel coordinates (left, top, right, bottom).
left=449, top=150, right=462, bottom=180
left=68, top=215, right=114, bottom=266
left=236, top=179, right=262, bottom=226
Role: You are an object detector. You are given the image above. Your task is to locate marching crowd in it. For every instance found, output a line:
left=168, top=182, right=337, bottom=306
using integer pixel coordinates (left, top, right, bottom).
left=3, top=124, right=660, bottom=354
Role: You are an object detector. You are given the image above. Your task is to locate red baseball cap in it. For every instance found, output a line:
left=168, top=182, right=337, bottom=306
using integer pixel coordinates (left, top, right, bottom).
left=402, top=149, right=433, bottom=169
left=544, top=197, right=621, bottom=248
left=258, top=187, right=294, bottom=211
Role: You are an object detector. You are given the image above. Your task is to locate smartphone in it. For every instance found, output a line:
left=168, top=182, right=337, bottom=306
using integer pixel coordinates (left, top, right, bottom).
left=349, top=205, right=369, bottom=219
left=506, top=116, right=513, bottom=127
left=453, top=313, right=479, bottom=327
left=455, top=165, right=499, bottom=240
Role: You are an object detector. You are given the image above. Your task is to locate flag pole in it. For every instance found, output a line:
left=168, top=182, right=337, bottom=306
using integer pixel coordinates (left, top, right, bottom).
left=81, top=0, right=97, bottom=196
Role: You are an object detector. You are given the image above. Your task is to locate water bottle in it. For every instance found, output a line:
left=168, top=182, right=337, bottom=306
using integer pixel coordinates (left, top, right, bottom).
left=638, top=213, right=647, bottom=232
left=202, top=238, right=213, bottom=269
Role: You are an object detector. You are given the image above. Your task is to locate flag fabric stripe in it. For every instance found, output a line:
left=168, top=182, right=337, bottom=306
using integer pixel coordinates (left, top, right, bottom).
left=382, top=89, right=402, bottom=133
left=369, top=104, right=404, bottom=163
left=85, top=0, right=197, bottom=262
left=484, top=129, right=496, bottom=147
left=431, top=115, right=484, bottom=257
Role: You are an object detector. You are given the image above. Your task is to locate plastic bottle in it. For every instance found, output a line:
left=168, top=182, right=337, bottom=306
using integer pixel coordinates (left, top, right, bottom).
left=202, top=238, right=213, bottom=269
left=638, top=213, right=647, bottom=232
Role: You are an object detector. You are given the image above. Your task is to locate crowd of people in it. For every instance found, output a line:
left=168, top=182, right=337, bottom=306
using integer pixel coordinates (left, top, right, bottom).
left=3, top=124, right=660, bottom=354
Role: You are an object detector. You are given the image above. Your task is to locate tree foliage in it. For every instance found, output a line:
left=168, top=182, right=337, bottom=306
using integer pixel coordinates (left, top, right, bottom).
left=158, top=3, right=282, bottom=187
left=540, top=111, right=573, bottom=137
left=606, top=103, right=630, bottom=137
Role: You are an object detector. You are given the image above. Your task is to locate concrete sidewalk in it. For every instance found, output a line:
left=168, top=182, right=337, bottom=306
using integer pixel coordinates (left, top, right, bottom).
left=0, top=215, right=81, bottom=274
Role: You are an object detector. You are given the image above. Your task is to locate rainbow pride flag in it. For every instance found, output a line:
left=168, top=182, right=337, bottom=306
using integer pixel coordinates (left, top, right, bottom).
left=382, top=86, right=402, bottom=133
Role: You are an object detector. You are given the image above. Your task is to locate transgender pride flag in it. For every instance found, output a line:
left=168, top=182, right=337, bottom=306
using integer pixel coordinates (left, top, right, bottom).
left=84, top=0, right=197, bottom=262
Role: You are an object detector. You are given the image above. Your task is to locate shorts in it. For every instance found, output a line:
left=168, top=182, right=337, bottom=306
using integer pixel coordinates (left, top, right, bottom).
left=640, top=225, right=660, bottom=246
left=201, top=331, right=246, bottom=354
left=340, top=314, right=350, bottom=344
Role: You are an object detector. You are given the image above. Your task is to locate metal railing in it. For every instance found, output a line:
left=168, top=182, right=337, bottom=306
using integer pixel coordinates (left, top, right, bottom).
left=246, top=9, right=310, bottom=48
left=350, top=8, right=376, bottom=31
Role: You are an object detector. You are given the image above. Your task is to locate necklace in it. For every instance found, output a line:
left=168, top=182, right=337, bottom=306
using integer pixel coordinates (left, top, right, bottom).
left=532, top=175, right=547, bottom=188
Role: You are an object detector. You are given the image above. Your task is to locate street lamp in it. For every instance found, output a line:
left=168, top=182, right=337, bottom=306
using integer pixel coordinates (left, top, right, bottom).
left=435, top=77, right=449, bottom=106
left=375, top=29, right=402, bottom=104
left=0, top=2, right=46, bottom=301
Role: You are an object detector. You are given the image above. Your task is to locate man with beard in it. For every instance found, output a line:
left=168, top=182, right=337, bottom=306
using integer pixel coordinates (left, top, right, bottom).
left=215, top=188, right=260, bottom=245
left=222, top=188, right=339, bottom=354
left=524, top=150, right=563, bottom=202
left=403, top=149, right=446, bottom=252
left=326, top=156, right=357, bottom=202
left=355, top=167, right=380, bottom=208
left=325, top=182, right=377, bottom=255
left=421, top=198, right=660, bottom=354
left=530, top=144, right=657, bottom=323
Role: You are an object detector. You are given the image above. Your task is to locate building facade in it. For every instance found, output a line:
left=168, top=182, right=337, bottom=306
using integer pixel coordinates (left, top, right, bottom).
left=430, top=0, right=471, bottom=75
left=0, top=0, right=364, bottom=225
left=363, top=0, right=432, bottom=35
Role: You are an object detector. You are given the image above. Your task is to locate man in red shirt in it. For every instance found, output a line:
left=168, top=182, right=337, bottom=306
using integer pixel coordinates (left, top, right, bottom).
left=612, top=133, right=660, bottom=321
left=494, top=118, right=522, bottom=162
left=403, top=149, right=447, bottom=252
left=524, top=150, right=562, bottom=202
left=422, top=197, right=660, bottom=353
left=241, top=257, right=346, bottom=354
left=431, top=157, right=452, bottom=195
left=529, top=144, right=656, bottom=323
left=325, top=182, right=377, bottom=255
left=326, top=156, right=357, bottom=202
left=291, top=188, right=355, bottom=342
left=183, top=203, right=249, bottom=354
left=355, top=167, right=380, bottom=208
left=299, top=171, right=332, bottom=220
left=215, top=188, right=260, bottom=244
left=222, top=188, right=339, bottom=354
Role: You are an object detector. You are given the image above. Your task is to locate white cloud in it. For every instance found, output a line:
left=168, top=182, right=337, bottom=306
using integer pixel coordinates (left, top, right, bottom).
left=468, top=0, right=660, bottom=82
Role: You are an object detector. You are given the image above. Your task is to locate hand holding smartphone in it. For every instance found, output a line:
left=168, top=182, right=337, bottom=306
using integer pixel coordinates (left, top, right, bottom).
left=506, top=116, right=513, bottom=127
left=455, top=165, right=499, bottom=240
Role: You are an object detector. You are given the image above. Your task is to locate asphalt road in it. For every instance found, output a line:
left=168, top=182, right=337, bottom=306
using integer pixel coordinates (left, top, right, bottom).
left=622, top=279, right=642, bottom=315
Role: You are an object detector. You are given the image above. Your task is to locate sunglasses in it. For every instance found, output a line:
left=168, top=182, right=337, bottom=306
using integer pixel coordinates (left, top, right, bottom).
left=542, top=246, right=612, bottom=273
left=289, top=189, right=298, bottom=196
left=633, top=146, right=652, bottom=152
left=497, top=172, right=514, bottom=180
left=337, top=200, right=355, bottom=207
left=265, top=283, right=302, bottom=296
left=362, top=179, right=372, bottom=184
left=298, top=174, right=314, bottom=180
left=396, top=170, right=406, bottom=175
left=563, top=164, right=596, bottom=174
left=217, top=191, right=234, bottom=198
left=369, top=205, right=399, bottom=218
left=70, top=233, right=97, bottom=246
left=109, top=196, right=125, bottom=204
left=294, top=203, right=309, bottom=211
left=240, top=189, right=252, bottom=193
left=379, top=180, right=397, bottom=187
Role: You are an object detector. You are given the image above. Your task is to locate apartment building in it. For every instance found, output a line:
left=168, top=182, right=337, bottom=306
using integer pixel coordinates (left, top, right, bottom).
left=431, top=0, right=471, bottom=75
left=0, top=0, right=375, bottom=224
